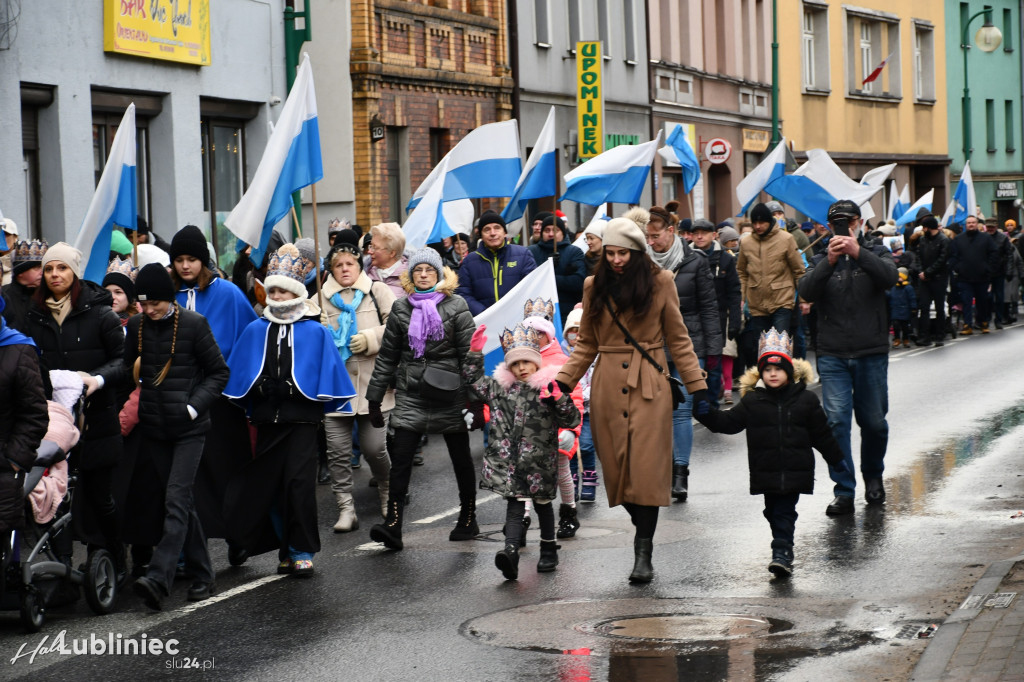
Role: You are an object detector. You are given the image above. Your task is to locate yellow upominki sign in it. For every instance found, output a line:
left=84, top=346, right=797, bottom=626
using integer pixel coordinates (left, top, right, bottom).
left=576, top=41, right=604, bottom=160
left=104, top=0, right=211, bottom=66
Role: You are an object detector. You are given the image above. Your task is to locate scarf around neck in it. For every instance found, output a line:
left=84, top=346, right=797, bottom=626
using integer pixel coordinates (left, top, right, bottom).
left=648, top=235, right=685, bottom=272
left=407, top=291, right=446, bottom=358
left=328, top=289, right=365, bottom=363
left=263, top=298, right=307, bottom=325
left=46, top=294, right=72, bottom=326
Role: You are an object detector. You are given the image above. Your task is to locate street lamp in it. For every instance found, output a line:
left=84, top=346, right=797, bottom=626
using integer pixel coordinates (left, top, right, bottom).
left=962, top=9, right=1003, bottom=162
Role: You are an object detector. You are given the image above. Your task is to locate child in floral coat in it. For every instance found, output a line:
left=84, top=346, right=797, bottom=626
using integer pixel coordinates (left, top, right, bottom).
left=463, top=323, right=581, bottom=581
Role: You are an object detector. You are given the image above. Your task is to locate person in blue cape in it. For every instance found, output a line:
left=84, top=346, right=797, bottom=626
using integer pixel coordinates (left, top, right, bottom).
left=222, top=244, right=355, bottom=578
left=169, top=225, right=257, bottom=563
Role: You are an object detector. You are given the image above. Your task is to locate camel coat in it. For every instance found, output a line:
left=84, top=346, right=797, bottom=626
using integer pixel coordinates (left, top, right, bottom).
left=736, top=226, right=806, bottom=316
left=555, top=270, right=707, bottom=507
left=318, top=271, right=396, bottom=415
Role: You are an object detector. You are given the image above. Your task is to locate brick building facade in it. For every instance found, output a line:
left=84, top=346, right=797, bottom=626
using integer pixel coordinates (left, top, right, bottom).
left=350, top=0, right=514, bottom=228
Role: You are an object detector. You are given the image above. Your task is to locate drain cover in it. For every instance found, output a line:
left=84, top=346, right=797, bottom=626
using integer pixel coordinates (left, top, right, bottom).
left=577, top=614, right=780, bottom=643
left=959, top=592, right=1017, bottom=609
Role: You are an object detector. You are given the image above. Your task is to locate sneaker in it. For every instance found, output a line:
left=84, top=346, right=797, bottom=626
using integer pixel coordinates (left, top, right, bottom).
left=768, top=554, right=793, bottom=579
left=292, top=559, right=314, bottom=577
left=961, top=324, right=973, bottom=336
left=981, top=322, right=990, bottom=334
left=724, top=392, right=734, bottom=405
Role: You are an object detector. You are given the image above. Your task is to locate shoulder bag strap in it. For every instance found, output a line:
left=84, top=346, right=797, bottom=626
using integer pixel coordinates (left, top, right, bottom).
left=603, top=297, right=671, bottom=379
left=366, top=283, right=385, bottom=326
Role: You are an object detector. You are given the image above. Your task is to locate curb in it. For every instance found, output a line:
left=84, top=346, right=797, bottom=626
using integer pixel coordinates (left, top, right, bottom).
left=910, top=552, right=1024, bottom=681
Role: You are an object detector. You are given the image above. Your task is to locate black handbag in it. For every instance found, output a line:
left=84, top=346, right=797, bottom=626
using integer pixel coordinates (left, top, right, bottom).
left=419, top=365, right=461, bottom=402
left=604, top=299, right=687, bottom=408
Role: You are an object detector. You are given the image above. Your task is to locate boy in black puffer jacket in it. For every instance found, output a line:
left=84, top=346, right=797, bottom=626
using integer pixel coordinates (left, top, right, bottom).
left=694, top=328, right=845, bottom=578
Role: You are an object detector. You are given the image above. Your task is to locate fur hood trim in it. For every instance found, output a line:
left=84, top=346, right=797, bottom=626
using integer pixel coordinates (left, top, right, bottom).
left=400, top=266, right=459, bottom=296
left=493, top=363, right=562, bottom=391
left=738, top=358, right=815, bottom=396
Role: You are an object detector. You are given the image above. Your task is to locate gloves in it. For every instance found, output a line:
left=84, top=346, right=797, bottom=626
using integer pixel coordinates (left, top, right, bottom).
left=540, top=381, right=563, bottom=406
left=462, top=402, right=486, bottom=430
left=462, top=408, right=475, bottom=429
left=555, top=380, right=571, bottom=395
left=693, top=399, right=711, bottom=417
left=470, top=325, right=488, bottom=353
left=727, top=328, right=739, bottom=341
left=558, top=430, right=575, bottom=451
left=690, top=388, right=711, bottom=406
left=348, top=332, right=369, bottom=355
left=368, top=401, right=385, bottom=428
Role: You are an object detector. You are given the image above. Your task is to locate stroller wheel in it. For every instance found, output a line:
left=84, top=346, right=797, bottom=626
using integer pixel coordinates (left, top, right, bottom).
left=20, top=589, right=45, bottom=633
left=84, top=549, right=117, bottom=615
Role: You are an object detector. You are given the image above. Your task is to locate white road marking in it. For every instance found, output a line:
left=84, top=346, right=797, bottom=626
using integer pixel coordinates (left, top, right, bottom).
left=172, top=573, right=286, bottom=615
left=355, top=493, right=501, bottom=550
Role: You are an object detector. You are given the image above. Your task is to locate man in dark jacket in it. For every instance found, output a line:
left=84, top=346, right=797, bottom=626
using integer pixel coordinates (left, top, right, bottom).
left=456, top=210, right=537, bottom=315
left=912, top=216, right=950, bottom=345
left=985, top=221, right=1013, bottom=328
left=798, top=199, right=897, bottom=517
left=1, top=238, right=47, bottom=333
left=528, top=215, right=586, bottom=324
left=949, top=215, right=998, bottom=334
left=690, top=219, right=741, bottom=408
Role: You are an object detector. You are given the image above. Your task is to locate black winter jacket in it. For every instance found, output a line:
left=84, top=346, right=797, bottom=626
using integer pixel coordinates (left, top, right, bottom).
left=124, top=305, right=230, bottom=440
left=24, top=281, right=126, bottom=443
left=695, top=361, right=844, bottom=495
left=912, top=230, right=950, bottom=281
left=950, top=230, right=999, bottom=283
left=0, top=342, right=48, bottom=532
left=798, top=234, right=897, bottom=358
left=672, top=244, right=722, bottom=358
left=1, top=280, right=36, bottom=334
left=697, top=242, right=742, bottom=338
left=528, top=238, right=587, bottom=323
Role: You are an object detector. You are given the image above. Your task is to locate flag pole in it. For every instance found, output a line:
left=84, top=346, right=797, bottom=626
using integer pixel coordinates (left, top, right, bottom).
left=131, top=229, right=138, bottom=267
left=311, top=184, right=323, bottom=310
left=290, top=205, right=303, bottom=239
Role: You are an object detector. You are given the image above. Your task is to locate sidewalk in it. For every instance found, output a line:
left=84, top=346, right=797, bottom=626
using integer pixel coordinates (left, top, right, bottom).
left=912, top=551, right=1024, bottom=681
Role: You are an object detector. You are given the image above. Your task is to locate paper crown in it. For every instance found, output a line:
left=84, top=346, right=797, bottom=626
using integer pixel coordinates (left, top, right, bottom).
left=12, top=238, right=48, bottom=265
left=757, top=327, right=793, bottom=361
left=105, top=256, right=138, bottom=282
left=523, top=297, right=555, bottom=321
left=500, top=323, right=542, bottom=354
left=267, top=243, right=315, bottom=283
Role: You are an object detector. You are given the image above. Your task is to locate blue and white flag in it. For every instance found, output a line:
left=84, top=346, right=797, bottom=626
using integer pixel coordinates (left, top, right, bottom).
left=736, top=137, right=787, bottom=216
left=860, top=163, right=896, bottom=189
left=894, top=189, right=934, bottom=227
left=885, top=180, right=899, bottom=221
left=658, top=124, right=701, bottom=194
left=560, top=133, right=662, bottom=206
left=74, top=103, right=137, bottom=284
left=939, top=199, right=957, bottom=228
left=473, top=259, right=561, bottom=375
left=224, top=53, right=323, bottom=267
left=953, top=161, right=977, bottom=225
left=407, top=120, right=522, bottom=211
left=501, top=108, right=558, bottom=224
left=401, top=155, right=476, bottom=250
left=765, top=149, right=881, bottom=225
left=892, top=184, right=911, bottom=222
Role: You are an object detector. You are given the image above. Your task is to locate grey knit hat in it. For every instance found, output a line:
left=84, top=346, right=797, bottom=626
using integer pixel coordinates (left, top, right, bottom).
left=407, top=248, right=444, bottom=278
left=295, top=238, right=316, bottom=265
left=718, top=226, right=741, bottom=244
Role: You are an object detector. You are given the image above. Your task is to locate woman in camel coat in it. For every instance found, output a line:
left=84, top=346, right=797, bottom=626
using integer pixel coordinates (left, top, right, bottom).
left=555, top=209, right=708, bottom=584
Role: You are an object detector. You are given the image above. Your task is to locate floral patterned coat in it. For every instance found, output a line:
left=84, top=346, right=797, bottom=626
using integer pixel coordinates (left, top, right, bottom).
left=463, top=352, right=581, bottom=500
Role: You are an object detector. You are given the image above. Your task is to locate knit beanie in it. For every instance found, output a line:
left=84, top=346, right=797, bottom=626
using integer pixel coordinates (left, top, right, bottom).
left=564, top=306, right=583, bottom=331
left=749, top=203, right=773, bottom=224
left=477, top=210, right=507, bottom=232
left=718, top=226, right=740, bottom=244
left=921, top=215, right=939, bottom=230
left=603, top=208, right=649, bottom=252
left=532, top=211, right=553, bottom=226
left=328, top=228, right=364, bottom=268
left=41, top=242, right=83, bottom=279
left=102, top=256, right=138, bottom=302
left=295, top=238, right=316, bottom=265
left=169, top=225, right=210, bottom=264
left=135, top=243, right=170, bottom=269
left=407, top=248, right=444, bottom=279
left=109, top=231, right=134, bottom=256
left=264, top=244, right=315, bottom=299
left=12, top=238, right=48, bottom=275
left=756, top=328, right=794, bottom=380
left=541, top=214, right=567, bottom=236
left=135, top=262, right=177, bottom=302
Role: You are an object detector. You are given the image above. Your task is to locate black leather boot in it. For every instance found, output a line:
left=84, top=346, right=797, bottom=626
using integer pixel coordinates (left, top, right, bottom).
left=629, top=537, right=654, bottom=583
left=537, top=540, right=560, bottom=573
left=671, top=465, right=689, bottom=501
left=556, top=504, right=580, bottom=538
left=369, top=499, right=404, bottom=550
left=495, top=543, right=519, bottom=580
left=449, top=499, right=479, bottom=541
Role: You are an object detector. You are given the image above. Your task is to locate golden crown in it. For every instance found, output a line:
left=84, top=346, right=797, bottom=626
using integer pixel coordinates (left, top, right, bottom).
left=500, top=323, right=542, bottom=354
left=758, top=327, right=793, bottom=360
left=523, top=297, right=555, bottom=321
left=267, top=243, right=315, bottom=283
left=12, top=238, right=48, bottom=265
left=105, top=255, right=138, bottom=281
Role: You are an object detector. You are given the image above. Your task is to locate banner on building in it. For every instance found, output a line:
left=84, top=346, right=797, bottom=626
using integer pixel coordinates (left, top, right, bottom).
left=104, top=0, right=212, bottom=66
left=576, top=41, right=604, bottom=160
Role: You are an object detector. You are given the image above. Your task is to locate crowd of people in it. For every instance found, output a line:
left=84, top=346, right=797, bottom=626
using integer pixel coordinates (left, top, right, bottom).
left=0, top=191, right=1013, bottom=603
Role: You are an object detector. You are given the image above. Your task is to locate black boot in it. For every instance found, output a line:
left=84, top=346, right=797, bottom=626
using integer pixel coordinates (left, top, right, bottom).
left=369, top=500, right=404, bottom=550
left=556, top=504, right=580, bottom=539
left=449, top=499, right=479, bottom=541
left=495, top=543, right=519, bottom=580
left=671, top=465, right=689, bottom=501
left=317, top=459, right=330, bottom=485
left=629, top=538, right=654, bottom=583
left=537, top=540, right=560, bottom=573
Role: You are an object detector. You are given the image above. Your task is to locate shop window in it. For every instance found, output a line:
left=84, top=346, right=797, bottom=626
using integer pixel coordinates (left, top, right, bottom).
left=200, top=120, right=245, bottom=270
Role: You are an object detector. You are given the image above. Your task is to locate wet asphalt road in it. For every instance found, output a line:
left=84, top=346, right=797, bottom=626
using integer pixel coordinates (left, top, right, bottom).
left=3, top=326, right=1024, bottom=681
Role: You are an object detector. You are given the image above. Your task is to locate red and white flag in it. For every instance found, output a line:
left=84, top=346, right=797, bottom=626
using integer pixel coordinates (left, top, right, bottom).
left=862, top=51, right=895, bottom=85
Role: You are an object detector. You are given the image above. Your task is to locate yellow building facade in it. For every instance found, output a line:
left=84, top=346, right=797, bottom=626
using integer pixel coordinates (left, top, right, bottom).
left=778, top=0, right=950, bottom=215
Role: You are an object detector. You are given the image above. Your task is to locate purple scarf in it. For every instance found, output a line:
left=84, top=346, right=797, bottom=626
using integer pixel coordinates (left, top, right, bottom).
left=407, top=291, right=446, bottom=358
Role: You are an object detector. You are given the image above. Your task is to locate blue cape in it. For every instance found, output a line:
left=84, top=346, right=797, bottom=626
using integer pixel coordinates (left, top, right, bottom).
left=223, top=318, right=356, bottom=415
left=176, top=277, right=258, bottom=361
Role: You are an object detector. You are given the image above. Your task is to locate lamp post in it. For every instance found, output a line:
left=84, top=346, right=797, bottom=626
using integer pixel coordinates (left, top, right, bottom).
left=962, top=9, right=1003, bottom=162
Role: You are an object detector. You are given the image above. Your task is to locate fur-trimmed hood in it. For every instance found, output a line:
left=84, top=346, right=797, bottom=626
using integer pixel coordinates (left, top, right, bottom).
left=400, top=266, right=459, bottom=296
left=492, top=363, right=561, bottom=391
left=738, top=358, right=815, bottom=396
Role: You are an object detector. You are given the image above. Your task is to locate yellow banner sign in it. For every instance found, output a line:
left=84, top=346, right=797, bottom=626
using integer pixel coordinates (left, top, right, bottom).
left=576, top=41, right=604, bottom=160
left=104, top=0, right=211, bottom=66
left=742, top=128, right=770, bottom=152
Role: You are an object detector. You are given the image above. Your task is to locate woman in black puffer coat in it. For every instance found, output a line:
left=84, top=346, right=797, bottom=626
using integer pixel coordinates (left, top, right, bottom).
left=23, top=243, right=127, bottom=578
left=668, top=240, right=721, bottom=501
left=366, top=249, right=476, bottom=551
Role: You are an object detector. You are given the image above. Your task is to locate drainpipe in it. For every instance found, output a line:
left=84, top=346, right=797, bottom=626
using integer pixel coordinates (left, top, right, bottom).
left=284, top=1, right=313, bottom=238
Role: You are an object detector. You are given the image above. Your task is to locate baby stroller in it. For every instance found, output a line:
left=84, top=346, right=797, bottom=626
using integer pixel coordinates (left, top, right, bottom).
left=0, top=372, right=118, bottom=632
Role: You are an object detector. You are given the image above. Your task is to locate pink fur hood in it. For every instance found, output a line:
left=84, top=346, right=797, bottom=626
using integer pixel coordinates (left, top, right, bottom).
left=492, top=363, right=562, bottom=391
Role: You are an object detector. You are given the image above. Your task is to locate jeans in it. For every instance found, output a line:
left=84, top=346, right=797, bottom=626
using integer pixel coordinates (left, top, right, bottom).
left=570, top=413, right=597, bottom=477
left=817, top=354, right=889, bottom=498
left=990, top=276, right=1006, bottom=322
left=748, top=308, right=796, bottom=337
left=959, top=280, right=991, bottom=327
left=705, top=355, right=722, bottom=409
left=670, top=358, right=705, bottom=467
left=763, top=493, right=799, bottom=554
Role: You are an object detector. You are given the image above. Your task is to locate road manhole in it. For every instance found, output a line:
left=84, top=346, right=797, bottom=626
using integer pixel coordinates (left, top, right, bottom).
left=576, top=613, right=792, bottom=643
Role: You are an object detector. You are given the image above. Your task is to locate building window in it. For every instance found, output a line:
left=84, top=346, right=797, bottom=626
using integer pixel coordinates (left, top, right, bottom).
left=386, top=127, right=409, bottom=223
left=567, top=0, right=580, bottom=51
left=623, top=0, right=636, bottom=62
left=801, top=3, right=829, bottom=92
left=846, top=11, right=900, bottom=99
left=1006, top=100, right=1015, bottom=151
left=1005, top=8, right=1014, bottom=52
left=93, top=116, right=151, bottom=228
left=534, top=0, right=550, bottom=47
left=597, top=0, right=611, bottom=57
left=859, top=23, right=873, bottom=94
left=429, top=128, right=450, bottom=167
left=654, top=68, right=693, bottom=105
left=199, top=120, right=244, bottom=270
left=913, top=23, right=935, bottom=102
left=739, top=87, right=770, bottom=117
left=986, top=99, right=996, bottom=152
